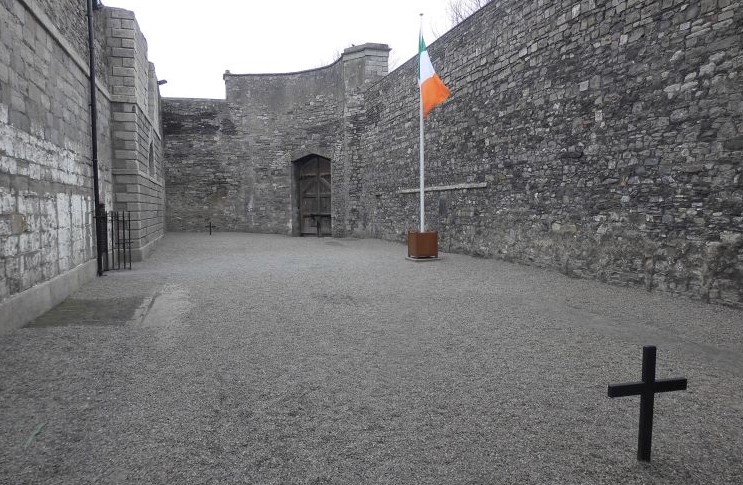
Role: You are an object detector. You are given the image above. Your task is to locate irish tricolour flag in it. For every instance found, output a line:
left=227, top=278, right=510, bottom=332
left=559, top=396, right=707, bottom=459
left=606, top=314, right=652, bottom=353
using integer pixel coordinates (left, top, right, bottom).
left=419, top=34, right=450, bottom=117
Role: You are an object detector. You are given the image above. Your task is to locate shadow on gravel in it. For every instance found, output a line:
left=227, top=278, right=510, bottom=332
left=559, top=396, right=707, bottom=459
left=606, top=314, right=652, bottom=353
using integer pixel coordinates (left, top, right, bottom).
left=25, top=297, right=146, bottom=328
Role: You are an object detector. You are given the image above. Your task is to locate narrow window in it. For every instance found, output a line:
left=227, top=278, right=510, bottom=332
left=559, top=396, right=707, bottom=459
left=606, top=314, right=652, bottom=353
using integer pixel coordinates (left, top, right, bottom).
left=148, top=141, right=155, bottom=175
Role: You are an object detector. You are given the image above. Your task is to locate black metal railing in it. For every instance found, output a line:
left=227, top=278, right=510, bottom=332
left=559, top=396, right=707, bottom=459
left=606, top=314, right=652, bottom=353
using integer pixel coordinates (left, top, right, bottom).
left=97, top=211, right=132, bottom=271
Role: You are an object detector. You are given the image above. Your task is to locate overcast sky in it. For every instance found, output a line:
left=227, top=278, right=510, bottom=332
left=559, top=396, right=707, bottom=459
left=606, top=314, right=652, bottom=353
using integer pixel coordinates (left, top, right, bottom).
left=102, top=0, right=456, bottom=99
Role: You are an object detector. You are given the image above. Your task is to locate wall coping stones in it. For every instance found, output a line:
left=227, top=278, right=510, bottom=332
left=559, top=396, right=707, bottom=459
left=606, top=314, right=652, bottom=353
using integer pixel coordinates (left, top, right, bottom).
left=343, top=43, right=391, bottom=55
left=223, top=61, right=341, bottom=79
left=222, top=43, right=389, bottom=79
left=342, top=43, right=391, bottom=61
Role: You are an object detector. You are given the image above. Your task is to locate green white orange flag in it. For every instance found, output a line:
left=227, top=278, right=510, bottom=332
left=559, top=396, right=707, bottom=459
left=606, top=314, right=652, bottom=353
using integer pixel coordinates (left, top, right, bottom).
left=419, top=34, right=450, bottom=117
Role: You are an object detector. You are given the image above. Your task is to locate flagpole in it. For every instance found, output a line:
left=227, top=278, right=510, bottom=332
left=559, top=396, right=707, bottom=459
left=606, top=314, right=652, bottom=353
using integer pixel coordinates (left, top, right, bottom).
left=419, top=13, right=425, bottom=233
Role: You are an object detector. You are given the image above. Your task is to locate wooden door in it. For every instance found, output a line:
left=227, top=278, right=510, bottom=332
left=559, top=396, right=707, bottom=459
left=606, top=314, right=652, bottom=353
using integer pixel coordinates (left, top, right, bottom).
left=298, top=156, right=331, bottom=236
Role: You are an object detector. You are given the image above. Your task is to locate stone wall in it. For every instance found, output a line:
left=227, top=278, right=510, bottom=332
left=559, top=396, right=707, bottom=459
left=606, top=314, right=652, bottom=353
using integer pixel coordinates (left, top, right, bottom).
left=343, top=0, right=742, bottom=306
left=0, top=0, right=163, bottom=330
left=161, top=1, right=741, bottom=307
left=104, top=8, right=165, bottom=261
left=163, top=44, right=390, bottom=235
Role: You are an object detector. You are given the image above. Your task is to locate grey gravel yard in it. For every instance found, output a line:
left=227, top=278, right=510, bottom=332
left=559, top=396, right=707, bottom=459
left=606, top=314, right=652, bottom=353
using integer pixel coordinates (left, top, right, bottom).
left=1, top=233, right=742, bottom=484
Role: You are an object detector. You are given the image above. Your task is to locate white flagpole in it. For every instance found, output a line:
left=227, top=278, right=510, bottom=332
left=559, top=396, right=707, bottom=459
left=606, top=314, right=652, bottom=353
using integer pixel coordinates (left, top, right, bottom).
left=419, top=13, right=425, bottom=233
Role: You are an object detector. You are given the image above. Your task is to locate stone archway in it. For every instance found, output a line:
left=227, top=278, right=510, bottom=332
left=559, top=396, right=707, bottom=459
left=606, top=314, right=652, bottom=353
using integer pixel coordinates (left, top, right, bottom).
left=292, top=154, right=332, bottom=237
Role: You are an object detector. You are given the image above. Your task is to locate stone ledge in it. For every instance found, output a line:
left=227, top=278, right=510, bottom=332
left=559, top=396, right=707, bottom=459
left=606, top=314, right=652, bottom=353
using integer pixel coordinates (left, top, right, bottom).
left=398, top=182, right=488, bottom=194
left=112, top=169, right=163, bottom=187
left=343, top=43, right=391, bottom=55
left=0, top=259, right=97, bottom=333
left=343, top=46, right=391, bottom=62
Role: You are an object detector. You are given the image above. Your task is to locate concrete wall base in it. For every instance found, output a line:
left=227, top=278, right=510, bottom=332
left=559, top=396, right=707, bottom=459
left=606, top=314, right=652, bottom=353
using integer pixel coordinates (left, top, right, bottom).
left=0, top=259, right=98, bottom=333
left=131, top=234, right=162, bottom=262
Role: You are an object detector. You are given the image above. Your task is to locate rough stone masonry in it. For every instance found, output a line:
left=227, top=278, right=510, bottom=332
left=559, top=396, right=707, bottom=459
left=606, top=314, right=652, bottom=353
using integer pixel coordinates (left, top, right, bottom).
left=163, top=0, right=742, bottom=308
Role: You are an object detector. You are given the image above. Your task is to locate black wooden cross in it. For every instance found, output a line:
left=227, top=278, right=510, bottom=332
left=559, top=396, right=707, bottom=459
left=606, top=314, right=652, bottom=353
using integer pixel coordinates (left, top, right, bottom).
left=205, top=221, right=213, bottom=235
left=607, top=346, right=687, bottom=462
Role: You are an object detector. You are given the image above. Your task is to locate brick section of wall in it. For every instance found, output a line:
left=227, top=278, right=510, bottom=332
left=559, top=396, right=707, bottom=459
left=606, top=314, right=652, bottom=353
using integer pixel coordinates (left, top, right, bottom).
left=104, top=7, right=164, bottom=261
left=343, top=0, right=743, bottom=306
left=0, top=0, right=114, bottom=305
left=163, top=44, right=390, bottom=235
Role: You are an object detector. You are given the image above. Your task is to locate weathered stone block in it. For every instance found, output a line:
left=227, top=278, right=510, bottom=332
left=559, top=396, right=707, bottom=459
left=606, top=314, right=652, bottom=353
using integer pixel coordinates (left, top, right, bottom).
left=112, top=66, right=136, bottom=77
left=111, top=28, right=135, bottom=39
left=111, top=47, right=135, bottom=59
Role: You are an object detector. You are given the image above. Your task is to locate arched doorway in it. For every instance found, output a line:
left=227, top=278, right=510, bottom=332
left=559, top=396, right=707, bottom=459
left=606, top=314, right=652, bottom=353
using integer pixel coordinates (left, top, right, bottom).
left=295, top=155, right=331, bottom=236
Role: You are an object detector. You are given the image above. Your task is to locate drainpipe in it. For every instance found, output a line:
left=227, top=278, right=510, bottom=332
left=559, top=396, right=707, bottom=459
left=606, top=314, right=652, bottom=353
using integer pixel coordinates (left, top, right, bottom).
left=87, top=0, right=103, bottom=276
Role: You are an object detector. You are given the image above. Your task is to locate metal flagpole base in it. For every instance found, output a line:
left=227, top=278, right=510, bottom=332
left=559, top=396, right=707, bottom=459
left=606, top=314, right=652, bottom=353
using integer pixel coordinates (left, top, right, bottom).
left=407, top=231, right=439, bottom=259
left=405, top=256, right=441, bottom=262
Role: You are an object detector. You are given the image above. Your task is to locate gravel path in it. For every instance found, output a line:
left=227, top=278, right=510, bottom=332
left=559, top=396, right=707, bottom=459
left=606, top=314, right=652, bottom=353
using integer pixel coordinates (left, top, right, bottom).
left=1, top=233, right=741, bottom=484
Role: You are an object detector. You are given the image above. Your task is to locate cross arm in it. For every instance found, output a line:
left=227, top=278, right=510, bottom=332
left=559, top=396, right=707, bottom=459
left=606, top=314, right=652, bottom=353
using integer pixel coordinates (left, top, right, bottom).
left=608, top=378, right=687, bottom=398
left=653, top=378, right=687, bottom=393
left=608, top=382, right=644, bottom=398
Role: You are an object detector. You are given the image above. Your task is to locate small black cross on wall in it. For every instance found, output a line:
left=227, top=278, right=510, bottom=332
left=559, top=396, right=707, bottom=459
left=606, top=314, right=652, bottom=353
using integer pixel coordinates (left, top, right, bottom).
left=608, top=346, right=687, bottom=462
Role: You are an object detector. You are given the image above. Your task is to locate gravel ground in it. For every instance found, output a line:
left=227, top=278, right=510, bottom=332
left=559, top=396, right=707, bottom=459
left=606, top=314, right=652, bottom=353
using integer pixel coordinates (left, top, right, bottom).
left=1, top=232, right=741, bottom=484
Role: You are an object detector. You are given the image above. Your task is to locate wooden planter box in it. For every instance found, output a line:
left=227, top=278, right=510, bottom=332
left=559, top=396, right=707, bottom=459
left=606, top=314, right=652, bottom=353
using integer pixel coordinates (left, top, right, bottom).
left=407, top=231, right=438, bottom=259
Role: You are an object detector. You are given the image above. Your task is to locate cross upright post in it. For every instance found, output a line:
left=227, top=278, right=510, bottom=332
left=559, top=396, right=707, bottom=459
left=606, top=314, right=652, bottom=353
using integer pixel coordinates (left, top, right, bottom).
left=638, top=346, right=656, bottom=461
left=608, top=345, right=687, bottom=462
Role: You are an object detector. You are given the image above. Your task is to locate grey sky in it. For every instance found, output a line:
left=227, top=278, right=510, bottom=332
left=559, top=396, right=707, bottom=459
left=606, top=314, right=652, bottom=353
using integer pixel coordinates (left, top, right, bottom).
left=102, top=0, right=455, bottom=99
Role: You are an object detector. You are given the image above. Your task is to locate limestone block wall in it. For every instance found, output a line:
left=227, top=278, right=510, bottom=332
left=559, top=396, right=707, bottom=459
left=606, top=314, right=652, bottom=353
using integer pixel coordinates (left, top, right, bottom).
left=163, top=44, right=390, bottom=235
left=343, top=0, right=743, bottom=306
left=32, top=0, right=110, bottom=87
left=104, top=7, right=164, bottom=261
left=0, top=0, right=114, bottom=329
left=0, top=1, right=163, bottom=330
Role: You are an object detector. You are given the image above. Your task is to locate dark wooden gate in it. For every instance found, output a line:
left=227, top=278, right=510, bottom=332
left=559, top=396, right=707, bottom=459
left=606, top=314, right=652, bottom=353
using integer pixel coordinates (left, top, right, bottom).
left=298, top=156, right=331, bottom=236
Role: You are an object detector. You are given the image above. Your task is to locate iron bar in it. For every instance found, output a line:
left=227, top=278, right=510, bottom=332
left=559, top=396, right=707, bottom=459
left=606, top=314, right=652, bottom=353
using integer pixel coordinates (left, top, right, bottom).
left=116, top=211, right=121, bottom=270
left=316, top=156, right=321, bottom=237
left=87, top=0, right=103, bottom=276
left=106, top=211, right=111, bottom=270
left=128, top=211, right=132, bottom=269
left=122, top=211, right=127, bottom=270
left=637, top=346, right=656, bottom=462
